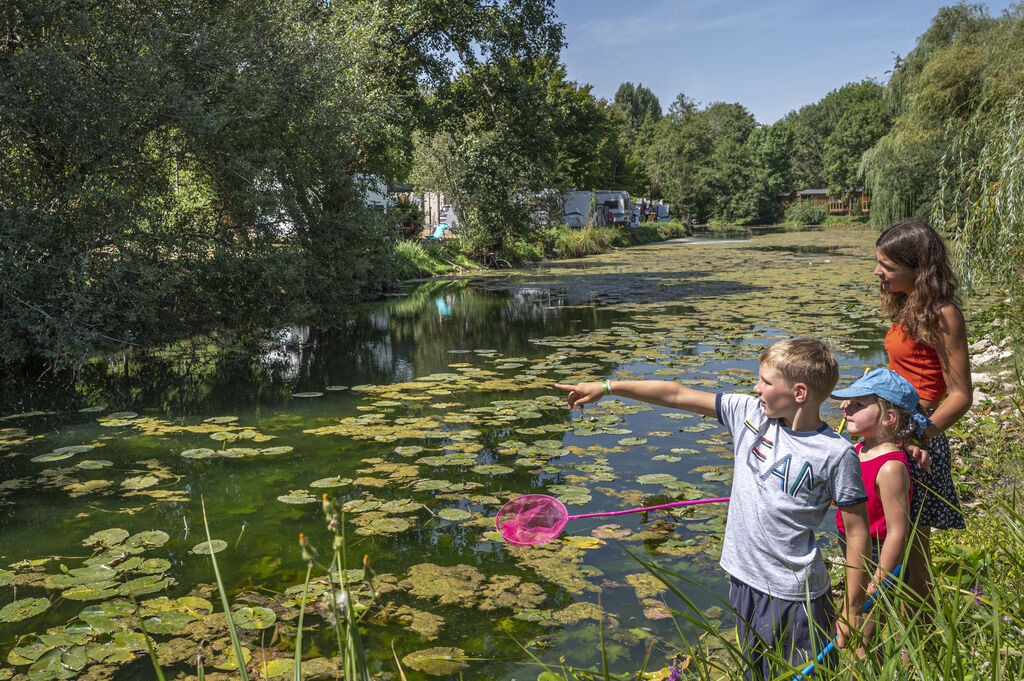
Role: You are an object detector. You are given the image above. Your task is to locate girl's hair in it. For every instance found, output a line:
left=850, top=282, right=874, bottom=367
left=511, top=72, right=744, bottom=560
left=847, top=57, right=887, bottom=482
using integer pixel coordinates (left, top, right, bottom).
left=872, top=396, right=917, bottom=443
left=876, top=218, right=960, bottom=346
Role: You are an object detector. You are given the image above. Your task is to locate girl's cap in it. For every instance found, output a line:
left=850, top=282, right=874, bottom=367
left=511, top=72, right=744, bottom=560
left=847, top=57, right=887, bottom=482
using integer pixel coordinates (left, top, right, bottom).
left=830, top=368, right=920, bottom=412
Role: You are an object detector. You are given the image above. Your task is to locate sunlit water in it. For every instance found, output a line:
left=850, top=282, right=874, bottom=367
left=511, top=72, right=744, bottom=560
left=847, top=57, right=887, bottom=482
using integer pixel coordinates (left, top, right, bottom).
left=0, top=227, right=888, bottom=680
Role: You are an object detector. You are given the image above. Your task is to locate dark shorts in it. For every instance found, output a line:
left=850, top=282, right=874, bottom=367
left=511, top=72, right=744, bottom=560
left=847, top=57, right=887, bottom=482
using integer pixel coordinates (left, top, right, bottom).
left=729, top=577, right=835, bottom=681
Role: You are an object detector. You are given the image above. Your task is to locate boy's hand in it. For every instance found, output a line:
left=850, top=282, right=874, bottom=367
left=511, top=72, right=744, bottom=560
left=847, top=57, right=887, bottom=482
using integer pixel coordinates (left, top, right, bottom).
left=554, top=382, right=604, bottom=410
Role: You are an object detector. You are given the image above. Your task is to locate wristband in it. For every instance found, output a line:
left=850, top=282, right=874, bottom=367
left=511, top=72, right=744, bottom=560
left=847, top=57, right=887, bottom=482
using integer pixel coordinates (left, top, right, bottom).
left=602, top=379, right=611, bottom=396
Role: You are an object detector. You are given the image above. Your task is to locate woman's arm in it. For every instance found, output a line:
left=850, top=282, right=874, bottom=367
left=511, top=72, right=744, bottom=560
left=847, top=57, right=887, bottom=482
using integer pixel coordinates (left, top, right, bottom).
left=872, top=460, right=912, bottom=589
left=928, top=302, right=973, bottom=437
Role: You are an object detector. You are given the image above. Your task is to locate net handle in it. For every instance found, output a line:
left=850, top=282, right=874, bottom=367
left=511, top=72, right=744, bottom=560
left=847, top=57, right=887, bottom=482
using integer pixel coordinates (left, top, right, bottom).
left=567, top=496, right=729, bottom=520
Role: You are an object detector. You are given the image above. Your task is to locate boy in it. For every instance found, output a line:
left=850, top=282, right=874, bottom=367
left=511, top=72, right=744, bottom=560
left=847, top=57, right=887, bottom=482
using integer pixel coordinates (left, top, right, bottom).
left=556, top=337, right=871, bottom=679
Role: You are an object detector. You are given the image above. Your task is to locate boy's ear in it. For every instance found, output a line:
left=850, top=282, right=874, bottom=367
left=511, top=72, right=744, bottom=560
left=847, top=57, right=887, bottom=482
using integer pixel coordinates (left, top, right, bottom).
left=792, top=382, right=809, bottom=404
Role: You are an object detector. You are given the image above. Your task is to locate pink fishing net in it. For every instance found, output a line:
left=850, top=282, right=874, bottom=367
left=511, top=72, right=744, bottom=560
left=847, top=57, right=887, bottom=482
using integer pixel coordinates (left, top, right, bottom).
left=494, top=494, right=569, bottom=545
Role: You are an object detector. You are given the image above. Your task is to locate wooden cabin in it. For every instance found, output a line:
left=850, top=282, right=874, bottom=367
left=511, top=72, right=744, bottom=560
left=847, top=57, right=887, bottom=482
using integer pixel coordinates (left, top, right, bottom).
left=778, top=188, right=871, bottom=215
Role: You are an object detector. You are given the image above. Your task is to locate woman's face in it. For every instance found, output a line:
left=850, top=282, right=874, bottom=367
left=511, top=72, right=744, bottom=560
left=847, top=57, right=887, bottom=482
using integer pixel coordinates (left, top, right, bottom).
left=874, top=248, right=916, bottom=295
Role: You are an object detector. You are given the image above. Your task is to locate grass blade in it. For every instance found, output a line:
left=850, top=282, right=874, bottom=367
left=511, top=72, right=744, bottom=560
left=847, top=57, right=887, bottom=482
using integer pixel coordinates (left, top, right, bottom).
left=200, top=496, right=250, bottom=681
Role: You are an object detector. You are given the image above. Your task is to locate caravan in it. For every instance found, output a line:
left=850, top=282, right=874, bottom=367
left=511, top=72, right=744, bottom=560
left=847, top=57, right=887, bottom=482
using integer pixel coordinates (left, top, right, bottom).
left=593, top=190, right=632, bottom=226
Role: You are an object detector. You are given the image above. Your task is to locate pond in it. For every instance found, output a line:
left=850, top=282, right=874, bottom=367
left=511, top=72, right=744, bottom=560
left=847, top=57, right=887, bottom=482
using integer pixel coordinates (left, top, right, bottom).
left=0, top=227, right=889, bottom=680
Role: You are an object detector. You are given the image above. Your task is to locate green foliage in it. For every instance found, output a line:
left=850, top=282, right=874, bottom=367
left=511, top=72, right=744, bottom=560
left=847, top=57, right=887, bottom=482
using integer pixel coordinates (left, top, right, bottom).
left=390, top=240, right=478, bottom=280
left=783, top=203, right=827, bottom=226
left=613, top=82, right=662, bottom=135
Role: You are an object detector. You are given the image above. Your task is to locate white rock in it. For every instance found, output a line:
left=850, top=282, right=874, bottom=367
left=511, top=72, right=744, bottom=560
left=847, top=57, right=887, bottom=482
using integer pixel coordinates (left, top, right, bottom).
left=971, top=372, right=991, bottom=385
left=970, top=339, right=993, bottom=352
left=971, top=346, right=1013, bottom=368
left=973, top=387, right=990, bottom=403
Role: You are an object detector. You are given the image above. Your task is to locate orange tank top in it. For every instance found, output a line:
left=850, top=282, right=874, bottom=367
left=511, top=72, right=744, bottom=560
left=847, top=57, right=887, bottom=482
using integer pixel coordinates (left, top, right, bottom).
left=886, top=324, right=946, bottom=402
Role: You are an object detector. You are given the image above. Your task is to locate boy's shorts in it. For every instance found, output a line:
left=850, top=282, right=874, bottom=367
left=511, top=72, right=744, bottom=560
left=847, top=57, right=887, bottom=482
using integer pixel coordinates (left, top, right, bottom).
left=729, top=577, right=835, bottom=681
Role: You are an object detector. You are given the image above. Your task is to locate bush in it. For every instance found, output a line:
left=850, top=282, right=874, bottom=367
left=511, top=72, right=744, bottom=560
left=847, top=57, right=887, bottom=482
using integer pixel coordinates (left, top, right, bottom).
left=783, top=202, right=828, bottom=225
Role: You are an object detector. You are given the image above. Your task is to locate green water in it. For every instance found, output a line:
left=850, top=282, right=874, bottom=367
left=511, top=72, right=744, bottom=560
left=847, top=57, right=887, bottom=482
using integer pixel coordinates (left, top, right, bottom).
left=0, top=228, right=889, bottom=680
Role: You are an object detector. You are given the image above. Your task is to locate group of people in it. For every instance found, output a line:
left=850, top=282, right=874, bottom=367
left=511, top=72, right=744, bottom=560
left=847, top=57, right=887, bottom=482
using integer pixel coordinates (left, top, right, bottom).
left=555, top=218, right=971, bottom=678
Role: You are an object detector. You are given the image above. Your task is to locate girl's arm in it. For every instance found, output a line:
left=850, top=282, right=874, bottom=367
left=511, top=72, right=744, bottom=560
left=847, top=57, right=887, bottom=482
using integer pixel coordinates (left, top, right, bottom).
left=554, top=380, right=718, bottom=417
left=871, top=459, right=912, bottom=590
left=928, top=302, right=972, bottom=437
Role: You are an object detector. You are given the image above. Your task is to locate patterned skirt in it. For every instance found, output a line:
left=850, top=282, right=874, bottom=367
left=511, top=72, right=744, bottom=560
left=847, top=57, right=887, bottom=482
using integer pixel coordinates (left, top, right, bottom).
left=908, top=432, right=966, bottom=530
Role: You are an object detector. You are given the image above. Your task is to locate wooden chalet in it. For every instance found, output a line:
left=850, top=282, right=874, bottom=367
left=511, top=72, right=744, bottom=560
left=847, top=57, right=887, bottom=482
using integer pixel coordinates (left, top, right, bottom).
left=778, top=188, right=871, bottom=215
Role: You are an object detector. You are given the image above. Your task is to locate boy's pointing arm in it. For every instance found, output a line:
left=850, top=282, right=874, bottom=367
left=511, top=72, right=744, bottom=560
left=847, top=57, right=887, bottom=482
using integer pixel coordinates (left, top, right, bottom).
left=554, top=380, right=718, bottom=418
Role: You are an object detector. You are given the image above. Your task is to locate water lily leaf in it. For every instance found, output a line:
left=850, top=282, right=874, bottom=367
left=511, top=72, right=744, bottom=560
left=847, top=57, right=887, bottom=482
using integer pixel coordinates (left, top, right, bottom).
left=636, top=473, right=678, bottom=485
left=76, top=459, right=113, bottom=469
left=62, top=584, right=121, bottom=601
left=125, top=530, right=169, bottom=549
left=209, top=431, right=237, bottom=442
left=141, top=610, right=194, bottom=633
left=30, top=451, right=76, bottom=463
left=291, top=392, right=323, bottom=398
left=78, top=405, right=107, bottom=413
left=437, top=509, right=471, bottom=521
left=119, top=574, right=172, bottom=596
left=204, top=416, right=238, bottom=424
left=107, top=411, right=138, bottom=419
left=393, top=445, right=423, bottom=455
left=401, top=647, right=467, bottom=676
left=325, top=385, right=349, bottom=391
left=222, top=447, right=258, bottom=457
left=260, top=446, right=294, bottom=456
left=343, top=499, right=381, bottom=512
left=277, top=491, right=316, bottom=504
left=212, top=643, right=252, bottom=670
left=49, top=564, right=117, bottom=586
left=470, top=463, right=513, bottom=476
left=0, top=597, right=50, bottom=622
left=236, top=429, right=257, bottom=440
left=137, top=558, right=172, bottom=573
left=181, top=448, right=216, bottom=459
left=366, top=517, right=410, bottom=533
left=310, top=476, right=351, bottom=488
left=83, top=528, right=129, bottom=547
left=380, top=499, right=421, bottom=513
left=8, top=637, right=51, bottom=665
left=121, top=475, right=159, bottom=490
left=264, top=658, right=296, bottom=677
left=28, top=646, right=87, bottom=681
left=231, top=606, right=277, bottom=629
left=192, top=539, right=227, bottom=554
left=617, top=437, right=648, bottom=446
left=0, top=569, right=13, bottom=587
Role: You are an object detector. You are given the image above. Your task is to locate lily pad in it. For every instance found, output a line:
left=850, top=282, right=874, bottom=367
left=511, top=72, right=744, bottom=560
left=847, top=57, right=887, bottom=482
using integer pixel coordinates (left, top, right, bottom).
left=260, top=446, right=294, bottom=456
left=83, top=528, right=129, bottom=547
left=141, top=611, right=194, bottom=633
left=401, top=647, right=467, bottom=676
left=0, top=597, right=50, bottom=622
left=291, top=392, right=324, bottom=398
left=121, top=475, right=159, bottom=490
left=437, top=508, right=472, bottom=521
left=125, top=530, right=170, bottom=549
left=27, top=647, right=87, bottom=681
left=310, top=476, right=352, bottom=488
left=181, top=448, right=217, bottom=459
left=277, top=491, right=317, bottom=504
left=636, top=473, right=678, bottom=485
left=76, top=459, right=113, bottom=469
left=204, top=416, right=238, bottom=424
left=107, top=411, right=139, bottom=419
left=30, top=451, right=76, bottom=463
left=231, top=606, right=277, bottom=629
left=192, top=539, right=227, bottom=554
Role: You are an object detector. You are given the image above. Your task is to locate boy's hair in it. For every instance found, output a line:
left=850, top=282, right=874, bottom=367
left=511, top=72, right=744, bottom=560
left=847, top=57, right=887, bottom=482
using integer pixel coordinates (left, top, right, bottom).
left=873, top=396, right=916, bottom=442
left=759, top=338, right=839, bottom=403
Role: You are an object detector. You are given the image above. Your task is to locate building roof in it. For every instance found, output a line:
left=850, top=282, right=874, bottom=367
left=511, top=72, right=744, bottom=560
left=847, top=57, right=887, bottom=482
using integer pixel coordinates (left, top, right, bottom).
left=796, top=188, right=829, bottom=196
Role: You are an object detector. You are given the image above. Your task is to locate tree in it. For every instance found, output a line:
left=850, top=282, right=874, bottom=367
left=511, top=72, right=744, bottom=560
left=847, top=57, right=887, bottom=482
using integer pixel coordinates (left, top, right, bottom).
left=613, top=82, right=662, bottom=135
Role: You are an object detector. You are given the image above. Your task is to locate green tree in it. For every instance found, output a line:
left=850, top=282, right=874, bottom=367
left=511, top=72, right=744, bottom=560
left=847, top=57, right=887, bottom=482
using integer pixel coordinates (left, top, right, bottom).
left=613, top=81, right=663, bottom=135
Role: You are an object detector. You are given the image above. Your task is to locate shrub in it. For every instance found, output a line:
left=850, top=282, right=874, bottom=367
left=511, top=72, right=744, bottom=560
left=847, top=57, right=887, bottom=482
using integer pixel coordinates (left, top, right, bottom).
left=783, top=202, right=828, bottom=225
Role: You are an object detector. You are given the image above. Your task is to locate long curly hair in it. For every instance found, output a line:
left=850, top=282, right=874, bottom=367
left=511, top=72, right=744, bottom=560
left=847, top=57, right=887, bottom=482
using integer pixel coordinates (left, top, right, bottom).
left=876, top=219, right=960, bottom=346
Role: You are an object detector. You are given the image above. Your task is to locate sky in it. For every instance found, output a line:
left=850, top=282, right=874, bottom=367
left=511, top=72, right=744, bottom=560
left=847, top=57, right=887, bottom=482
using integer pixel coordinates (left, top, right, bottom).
left=553, top=0, right=1019, bottom=124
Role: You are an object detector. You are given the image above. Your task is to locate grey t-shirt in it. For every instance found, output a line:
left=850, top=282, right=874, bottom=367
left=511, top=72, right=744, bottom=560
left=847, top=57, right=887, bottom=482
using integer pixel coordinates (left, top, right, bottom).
left=716, top=393, right=867, bottom=600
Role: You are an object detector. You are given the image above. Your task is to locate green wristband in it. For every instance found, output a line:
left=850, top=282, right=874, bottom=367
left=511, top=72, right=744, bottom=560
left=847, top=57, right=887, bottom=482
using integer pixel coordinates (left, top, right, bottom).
left=602, top=379, right=611, bottom=396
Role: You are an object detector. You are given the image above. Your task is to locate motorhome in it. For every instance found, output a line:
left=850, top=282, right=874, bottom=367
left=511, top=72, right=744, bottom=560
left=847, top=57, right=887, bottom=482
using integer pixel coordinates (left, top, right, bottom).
left=562, top=189, right=595, bottom=227
left=593, top=190, right=631, bottom=226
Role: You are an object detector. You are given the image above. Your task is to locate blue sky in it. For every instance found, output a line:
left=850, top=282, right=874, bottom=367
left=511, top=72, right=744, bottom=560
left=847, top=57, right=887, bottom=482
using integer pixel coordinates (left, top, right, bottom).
left=553, top=0, right=1018, bottom=124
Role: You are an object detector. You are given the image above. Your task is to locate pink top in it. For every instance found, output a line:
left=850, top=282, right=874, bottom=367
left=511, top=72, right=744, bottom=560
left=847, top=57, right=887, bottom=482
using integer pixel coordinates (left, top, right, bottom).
left=835, top=443, right=911, bottom=541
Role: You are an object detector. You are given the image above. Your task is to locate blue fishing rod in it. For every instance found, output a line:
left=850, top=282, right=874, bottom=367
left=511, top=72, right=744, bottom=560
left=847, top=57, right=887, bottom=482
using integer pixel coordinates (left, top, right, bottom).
left=793, top=563, right=902, bottom=680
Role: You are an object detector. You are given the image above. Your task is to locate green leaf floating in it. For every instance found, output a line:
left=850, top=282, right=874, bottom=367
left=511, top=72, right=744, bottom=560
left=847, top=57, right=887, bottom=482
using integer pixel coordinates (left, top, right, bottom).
left=636, top=473, right=678, bottom=485
left=28, top=646, right=87, bottom=681
left=30, top=452, right=75, bottom=463
left=437, top=509, right=471, bottom=521
left=231, top=606, right=277, bottom=629
left=82, top=528, right=129, bottom=547
left=277, top=491, right=316, bottom=504
left=181, top=448, right=216, bottom=459
left=124, top=530, right=170, bottom=549
left=192, top=539, right=227, bottom=554
left=0, top=597, right=50, bottom=622
left=121, top=475, right=158, bottom=490
left=401, top=647, right=467, bottom=676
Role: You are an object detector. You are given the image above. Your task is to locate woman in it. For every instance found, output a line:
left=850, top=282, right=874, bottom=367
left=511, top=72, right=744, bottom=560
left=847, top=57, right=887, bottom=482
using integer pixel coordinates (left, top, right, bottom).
left=873, top=218, right=971, bottom=612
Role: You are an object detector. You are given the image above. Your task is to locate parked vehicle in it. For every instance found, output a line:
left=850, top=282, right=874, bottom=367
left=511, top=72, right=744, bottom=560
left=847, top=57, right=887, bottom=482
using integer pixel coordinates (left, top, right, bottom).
left=594, top=190, right=631, bottom=226
left=562, top=189, right=595, bottom=227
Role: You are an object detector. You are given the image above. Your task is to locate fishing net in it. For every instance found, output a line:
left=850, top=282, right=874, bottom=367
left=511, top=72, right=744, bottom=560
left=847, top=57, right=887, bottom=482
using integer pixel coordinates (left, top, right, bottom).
left=494, top=494, right=569, bottom=545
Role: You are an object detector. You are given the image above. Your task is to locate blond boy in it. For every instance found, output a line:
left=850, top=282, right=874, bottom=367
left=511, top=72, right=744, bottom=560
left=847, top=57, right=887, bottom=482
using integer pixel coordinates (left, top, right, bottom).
left=557, top=338, right=871, bottom=680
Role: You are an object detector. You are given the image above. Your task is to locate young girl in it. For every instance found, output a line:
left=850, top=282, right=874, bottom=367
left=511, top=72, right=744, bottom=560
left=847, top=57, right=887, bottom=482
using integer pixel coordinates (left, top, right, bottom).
left=831, top=368, right=929, bottom=650
left=874, top=219, right=971, bottom=610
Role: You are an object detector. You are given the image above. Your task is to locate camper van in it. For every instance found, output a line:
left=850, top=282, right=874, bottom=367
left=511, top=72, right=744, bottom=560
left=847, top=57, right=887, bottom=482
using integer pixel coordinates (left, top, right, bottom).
left=594, top=190, right=631, bottom=226
left=562, top=189, right=594, bottom=228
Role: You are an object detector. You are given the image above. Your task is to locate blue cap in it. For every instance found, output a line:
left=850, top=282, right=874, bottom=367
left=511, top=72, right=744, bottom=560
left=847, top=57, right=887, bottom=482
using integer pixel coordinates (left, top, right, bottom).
left=830, top=368, right=921, bottom=412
